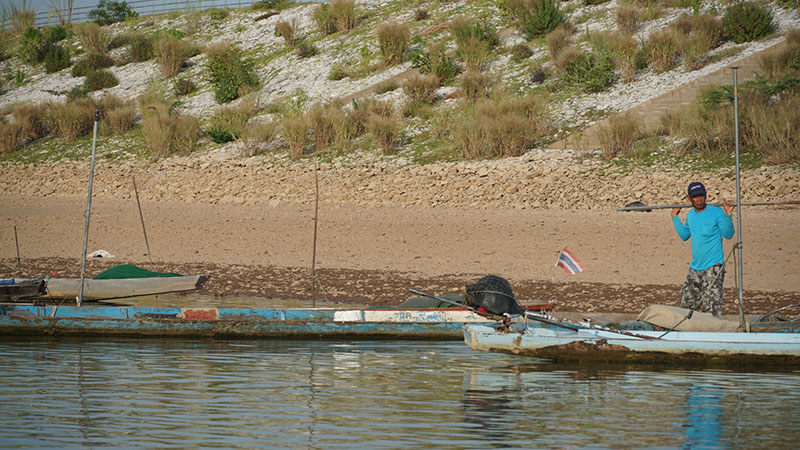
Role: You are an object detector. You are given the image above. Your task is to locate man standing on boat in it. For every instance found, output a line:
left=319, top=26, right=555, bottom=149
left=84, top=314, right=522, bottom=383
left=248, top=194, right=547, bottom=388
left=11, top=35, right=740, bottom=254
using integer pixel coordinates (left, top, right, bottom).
left=671, top=182, right=736, bottom=317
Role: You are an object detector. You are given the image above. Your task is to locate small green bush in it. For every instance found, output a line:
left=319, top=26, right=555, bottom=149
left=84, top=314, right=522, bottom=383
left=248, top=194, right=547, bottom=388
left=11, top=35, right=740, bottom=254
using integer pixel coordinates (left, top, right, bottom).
left=722, top=2, right=775, bottom=44
left=408, top=41, right=461, bottom=82
left=562, top=50, right=616, bottom=93
left=206, top=44, right=259, bottom=104
left=84, top=69, right=119, bottom=91
left=44, top=45, right=71, bottom=73
left=205, top=104, right=252, bottom=143
left=510, top=43, right=533, bottom=61
left=45, top=25, right=71, bottom=43
left=377, top=21, right=410, bottom=66
left=173, top=77, right=197, bottom=96
left=415, top=9, right=429, bottom=21
left=503, top=0, right=563, bottom=39
left=71, top=52, right=115, bottom=77
left=328, top=64, right=349, bottom=80
left=88, top=0, right=138, bottom=25
left=127, top=33, right=154, bottom=62
left=208, top=9, right=228, bottom=21
left=19, top=27, right=50, bottom=64
left=296, top=41, right=318, bottom=58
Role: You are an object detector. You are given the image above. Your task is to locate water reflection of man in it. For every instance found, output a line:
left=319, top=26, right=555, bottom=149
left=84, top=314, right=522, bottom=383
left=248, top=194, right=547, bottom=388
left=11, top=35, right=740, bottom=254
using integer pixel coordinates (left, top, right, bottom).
left=683, top=384, right=722, bottom=449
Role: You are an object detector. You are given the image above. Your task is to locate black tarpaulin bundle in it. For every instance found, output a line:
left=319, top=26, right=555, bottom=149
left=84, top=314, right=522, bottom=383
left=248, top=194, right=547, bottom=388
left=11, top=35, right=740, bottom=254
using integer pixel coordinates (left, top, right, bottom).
left=464, top=275, right=525, bottom=317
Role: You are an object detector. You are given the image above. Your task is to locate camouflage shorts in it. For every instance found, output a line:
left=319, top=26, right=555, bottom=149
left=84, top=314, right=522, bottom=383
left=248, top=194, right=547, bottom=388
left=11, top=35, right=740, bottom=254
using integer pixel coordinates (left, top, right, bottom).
left=680, top=264, right=725, bottom=317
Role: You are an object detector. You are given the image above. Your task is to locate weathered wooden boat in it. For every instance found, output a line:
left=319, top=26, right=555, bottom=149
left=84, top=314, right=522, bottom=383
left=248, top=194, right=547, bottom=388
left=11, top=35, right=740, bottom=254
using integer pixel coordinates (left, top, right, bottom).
left=462, top=322, right=800, bottom=365
left=44, top=275, right=211, bottom=300
left=41, top=264, right=210, bottom=301
left=0, top=304, right=500, bottom=339
left=0, top=278, right=47, bottom=302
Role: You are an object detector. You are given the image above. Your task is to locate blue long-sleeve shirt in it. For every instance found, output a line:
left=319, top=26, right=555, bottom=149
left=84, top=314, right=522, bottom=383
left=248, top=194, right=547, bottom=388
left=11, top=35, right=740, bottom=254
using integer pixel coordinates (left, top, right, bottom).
left=672, top=205, right=735, bottom=271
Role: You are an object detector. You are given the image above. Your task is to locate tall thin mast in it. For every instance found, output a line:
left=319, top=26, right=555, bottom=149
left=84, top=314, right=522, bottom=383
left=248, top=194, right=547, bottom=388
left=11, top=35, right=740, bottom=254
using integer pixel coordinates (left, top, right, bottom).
left=78, top=111, right=99, bottom=307
left=732, top=68, right=745, bottom=330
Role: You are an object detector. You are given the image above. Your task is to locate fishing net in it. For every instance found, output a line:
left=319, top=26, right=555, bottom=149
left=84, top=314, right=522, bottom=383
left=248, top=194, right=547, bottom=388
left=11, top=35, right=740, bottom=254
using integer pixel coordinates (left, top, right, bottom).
left=464, top=275, right=525, bottom=317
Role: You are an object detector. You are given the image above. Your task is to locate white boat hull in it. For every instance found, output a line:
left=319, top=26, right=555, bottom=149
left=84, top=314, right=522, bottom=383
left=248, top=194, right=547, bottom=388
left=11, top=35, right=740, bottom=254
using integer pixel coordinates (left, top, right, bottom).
left=463, top=324, right=800, bottom=364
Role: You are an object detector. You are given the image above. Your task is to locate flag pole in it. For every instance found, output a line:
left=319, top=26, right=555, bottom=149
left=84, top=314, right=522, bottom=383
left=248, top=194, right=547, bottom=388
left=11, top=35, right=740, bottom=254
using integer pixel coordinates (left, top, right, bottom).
left=732, top=67, right=746, bottom=331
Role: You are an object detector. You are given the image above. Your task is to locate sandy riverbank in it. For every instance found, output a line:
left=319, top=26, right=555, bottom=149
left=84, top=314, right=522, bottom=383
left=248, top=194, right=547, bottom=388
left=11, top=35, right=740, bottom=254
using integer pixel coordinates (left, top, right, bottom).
left=2, top=192, right=798, bottom=314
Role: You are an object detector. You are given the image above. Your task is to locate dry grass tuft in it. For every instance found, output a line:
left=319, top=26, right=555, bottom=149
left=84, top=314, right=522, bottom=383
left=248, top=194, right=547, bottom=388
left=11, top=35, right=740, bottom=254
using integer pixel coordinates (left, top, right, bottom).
left=74, top=22, right=112, bottom=54
left=154, top=37, right=191, bottom=78
left=402, top=74, right=440, bottom=105
left=377, top=21, right=410, bottom=65
left=242, top=121, right=278, bottom=156
left=46, top=98, right=95, bottom=141
left=597, top=112, right=644, bottom=159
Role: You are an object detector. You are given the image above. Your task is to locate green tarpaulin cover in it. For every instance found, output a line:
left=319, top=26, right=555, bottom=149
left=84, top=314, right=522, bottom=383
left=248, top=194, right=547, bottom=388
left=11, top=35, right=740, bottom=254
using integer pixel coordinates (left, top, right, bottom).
left=93, top=264, right=182, bottom=280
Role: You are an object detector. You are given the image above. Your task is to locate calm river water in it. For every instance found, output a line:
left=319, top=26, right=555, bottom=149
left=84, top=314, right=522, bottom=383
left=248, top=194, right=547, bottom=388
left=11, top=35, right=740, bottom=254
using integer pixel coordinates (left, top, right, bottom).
left=1, top=338, right=799, bottom=449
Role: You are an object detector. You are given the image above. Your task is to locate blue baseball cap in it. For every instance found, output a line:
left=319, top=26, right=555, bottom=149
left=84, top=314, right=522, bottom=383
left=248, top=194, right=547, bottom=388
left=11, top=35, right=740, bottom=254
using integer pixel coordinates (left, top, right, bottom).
left=688, top=181, right=706, bottom=197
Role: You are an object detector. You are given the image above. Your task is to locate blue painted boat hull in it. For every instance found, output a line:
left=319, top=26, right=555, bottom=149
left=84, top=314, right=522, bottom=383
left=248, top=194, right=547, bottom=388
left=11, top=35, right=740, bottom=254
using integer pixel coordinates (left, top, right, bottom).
left=463, top=324, right=800, bottom=365
left=0, top=305, right=496, bottom=339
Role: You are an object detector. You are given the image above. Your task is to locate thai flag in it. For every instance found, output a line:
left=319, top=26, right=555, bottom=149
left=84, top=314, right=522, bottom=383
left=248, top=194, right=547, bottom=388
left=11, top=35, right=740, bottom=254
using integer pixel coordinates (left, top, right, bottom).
left=556, top=248, right=585, bottom=276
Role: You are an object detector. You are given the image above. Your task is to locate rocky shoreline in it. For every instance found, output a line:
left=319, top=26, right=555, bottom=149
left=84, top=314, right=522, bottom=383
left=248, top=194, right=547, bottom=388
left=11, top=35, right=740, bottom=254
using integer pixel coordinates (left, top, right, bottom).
left=2, top=149, right=798, bottom=209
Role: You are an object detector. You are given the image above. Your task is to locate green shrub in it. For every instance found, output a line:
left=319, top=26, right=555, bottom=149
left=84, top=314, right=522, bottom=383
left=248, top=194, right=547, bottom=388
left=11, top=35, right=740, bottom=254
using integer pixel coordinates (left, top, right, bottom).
left=45, top=25, right=71, bottom=43
left=127, top=33, right=154, bottom=62
left=208, top=9, right=228, bottom=21
left=19, top=27, right=50, bottom=64
left=206, top=44, right=259, bottom=104
left=561, top=50, right=616, bottom=92
left=402, top=74, right=440, bottom=104
left=296, top=41, right=318, bottom=58
left=722, top=2, right=775, bottom=44
left=503, top=0, right=563, bottom=39
left=408, top=41, right=461, bottom=82
left=172, top=77, right=197, bottom=96
left=598, top=112, right=644, bottom=159
left=74, top=22, right=111, bottom=54
left=71, top=52, right=115, bottom=77
left=328, top=63, right=349, bottom=80
left=44, top=44, right=71, bottom=73
left=88, top=0, right=138, bottom=25
left=415, top=9, right=429, bottom=21
left=377, top=21, right=410, bottom=65
left=84, top=69, right=119, bottom=91
left=154, top=36, right=190, bottom=77
left=510, top=43, right=533, bottom=61
left=450, top=16, right=499, bottom=49
left=205, top=104, right=252, bottom=143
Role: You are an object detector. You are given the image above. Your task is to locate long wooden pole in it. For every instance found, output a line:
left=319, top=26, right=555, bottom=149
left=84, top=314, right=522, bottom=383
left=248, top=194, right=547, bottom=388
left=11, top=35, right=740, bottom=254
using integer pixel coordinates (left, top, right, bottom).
left=78, top=110, right=99, bottom=307
left=733, top=67, right=746, bottom=331
left=132, top=176, right=153, bottom=265
left=311, top=163, right=319, bottom=308
left=13, top=225, right=21, bottom=275
left=616, top=200, right=799, bottom=212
